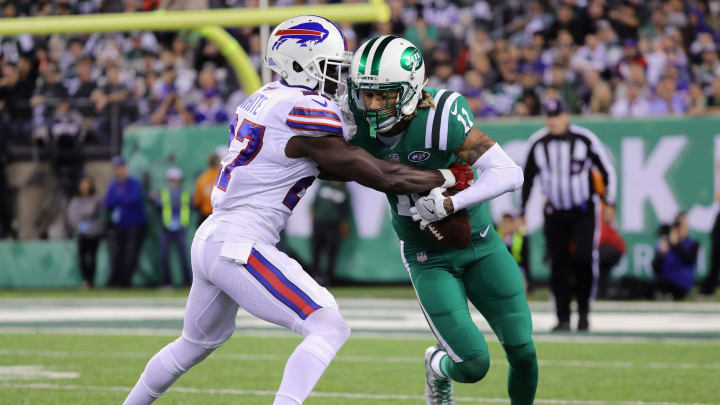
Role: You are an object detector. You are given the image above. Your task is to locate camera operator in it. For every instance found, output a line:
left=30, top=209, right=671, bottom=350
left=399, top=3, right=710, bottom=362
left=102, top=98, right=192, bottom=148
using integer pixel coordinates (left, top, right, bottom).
left=652, top=212, right=699, bottom=300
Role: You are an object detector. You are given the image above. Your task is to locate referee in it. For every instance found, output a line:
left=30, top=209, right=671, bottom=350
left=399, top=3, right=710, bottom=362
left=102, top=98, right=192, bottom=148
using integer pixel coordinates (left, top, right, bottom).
left=521, top=98, right=616, bottom=332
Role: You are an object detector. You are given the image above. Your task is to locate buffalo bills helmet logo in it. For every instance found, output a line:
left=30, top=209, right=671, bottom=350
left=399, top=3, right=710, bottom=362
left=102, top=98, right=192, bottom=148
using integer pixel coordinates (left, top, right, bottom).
left=272, top=22, right=330, bottom=51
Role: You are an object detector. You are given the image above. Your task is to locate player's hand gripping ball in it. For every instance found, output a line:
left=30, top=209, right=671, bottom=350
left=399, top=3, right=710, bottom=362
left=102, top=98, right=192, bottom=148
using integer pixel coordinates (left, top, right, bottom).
left=411, top=187, right=449, bottom=227
left=410, top=187, right=472, bottom=249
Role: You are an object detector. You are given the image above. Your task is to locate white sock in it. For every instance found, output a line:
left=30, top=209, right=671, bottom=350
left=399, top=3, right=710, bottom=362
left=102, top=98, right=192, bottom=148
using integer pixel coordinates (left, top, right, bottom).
left=273, top=335, right=335, bottom=405
left=274, top=309, right=350, bottom=404
left=431, top=350, right=448, bottom=378
left=123, top=337, right=213, bottom=405
left=123, top=374, right=158, bottom=404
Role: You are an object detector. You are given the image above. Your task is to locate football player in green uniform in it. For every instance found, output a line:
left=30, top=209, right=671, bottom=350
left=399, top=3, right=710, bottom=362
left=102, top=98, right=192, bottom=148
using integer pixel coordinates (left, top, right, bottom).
left=343, top=36, right=538, bottom=405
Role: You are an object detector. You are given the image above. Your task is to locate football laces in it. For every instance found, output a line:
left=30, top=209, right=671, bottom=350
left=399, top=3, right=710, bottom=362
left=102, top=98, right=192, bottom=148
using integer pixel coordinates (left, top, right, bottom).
left=427, top=224, right=444, bottom=240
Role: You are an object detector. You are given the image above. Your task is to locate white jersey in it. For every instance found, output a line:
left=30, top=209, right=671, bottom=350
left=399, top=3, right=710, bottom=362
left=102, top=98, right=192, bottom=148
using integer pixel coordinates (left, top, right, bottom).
left=210, top=81, right=345, bottom=245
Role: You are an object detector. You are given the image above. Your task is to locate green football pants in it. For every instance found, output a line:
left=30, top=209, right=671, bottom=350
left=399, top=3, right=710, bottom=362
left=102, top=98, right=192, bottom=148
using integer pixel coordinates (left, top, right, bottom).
left=405, top=246, right=538, bottom=405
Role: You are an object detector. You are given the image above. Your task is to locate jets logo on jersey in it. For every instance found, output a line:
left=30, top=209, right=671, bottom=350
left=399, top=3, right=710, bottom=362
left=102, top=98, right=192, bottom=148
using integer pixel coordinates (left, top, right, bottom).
left=272, top=22, right=329, bottom=50
left=408, top=151, right=430, bottom=162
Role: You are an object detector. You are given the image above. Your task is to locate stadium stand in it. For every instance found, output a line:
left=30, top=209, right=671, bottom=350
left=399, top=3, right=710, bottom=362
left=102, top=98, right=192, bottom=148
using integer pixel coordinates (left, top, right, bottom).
left=0, top=0, right=719, bottom=241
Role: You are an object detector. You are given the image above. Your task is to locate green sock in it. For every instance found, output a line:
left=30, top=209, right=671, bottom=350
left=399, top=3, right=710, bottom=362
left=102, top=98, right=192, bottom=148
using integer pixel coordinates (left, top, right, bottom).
left=438, top=354, right=452, bottom=378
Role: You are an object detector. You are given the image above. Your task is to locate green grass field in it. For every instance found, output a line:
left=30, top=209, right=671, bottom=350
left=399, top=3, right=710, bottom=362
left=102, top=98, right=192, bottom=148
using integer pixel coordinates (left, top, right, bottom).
left=2, top=287, right=720, bottom=404
left=2, top=332, right=719, bottom=404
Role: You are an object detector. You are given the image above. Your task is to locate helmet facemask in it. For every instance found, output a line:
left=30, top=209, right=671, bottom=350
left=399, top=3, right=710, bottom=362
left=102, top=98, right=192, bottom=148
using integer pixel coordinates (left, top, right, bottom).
left=347, top=35, right=426, bottom=138
left=348, top=80, right=417, bottom=138
left=303, top=52, right=352, bottom=99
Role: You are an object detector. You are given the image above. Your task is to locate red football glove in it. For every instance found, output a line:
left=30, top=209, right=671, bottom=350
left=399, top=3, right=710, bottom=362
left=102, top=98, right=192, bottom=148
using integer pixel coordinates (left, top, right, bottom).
left=448, top=162, right=475, bottom=191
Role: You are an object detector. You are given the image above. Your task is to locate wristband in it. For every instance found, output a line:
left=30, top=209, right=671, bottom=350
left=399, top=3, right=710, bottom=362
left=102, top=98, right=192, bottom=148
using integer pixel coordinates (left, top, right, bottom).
left=438, top=169, right=456, bottom=188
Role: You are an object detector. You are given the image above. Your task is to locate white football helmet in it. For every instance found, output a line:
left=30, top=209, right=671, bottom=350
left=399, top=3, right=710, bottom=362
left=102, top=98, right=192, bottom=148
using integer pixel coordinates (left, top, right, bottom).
left=348, top=35, right=425, bottom=137
left=265, top=15, right=353, bottom=97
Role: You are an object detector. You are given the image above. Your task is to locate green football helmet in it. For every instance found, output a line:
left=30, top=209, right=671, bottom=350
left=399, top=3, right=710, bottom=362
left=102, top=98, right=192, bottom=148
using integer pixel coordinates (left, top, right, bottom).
left=348, top=35, right=426, bottom=138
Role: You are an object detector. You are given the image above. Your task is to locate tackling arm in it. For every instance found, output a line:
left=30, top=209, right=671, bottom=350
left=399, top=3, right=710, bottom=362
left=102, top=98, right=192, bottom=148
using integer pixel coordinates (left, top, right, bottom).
left=286, top=135, right=456, bottom=194
left=317, top=169, right=353, bottom=182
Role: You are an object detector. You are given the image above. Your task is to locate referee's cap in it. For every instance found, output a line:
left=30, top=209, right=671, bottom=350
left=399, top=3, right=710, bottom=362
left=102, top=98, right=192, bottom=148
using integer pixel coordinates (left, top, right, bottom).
left=542, top=98, right=566, bottom=117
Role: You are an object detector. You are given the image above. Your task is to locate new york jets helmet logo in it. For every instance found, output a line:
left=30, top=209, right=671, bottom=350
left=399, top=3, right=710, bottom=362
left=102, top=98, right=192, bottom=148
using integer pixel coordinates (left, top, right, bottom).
left=400, top=47, right=423, bottom=72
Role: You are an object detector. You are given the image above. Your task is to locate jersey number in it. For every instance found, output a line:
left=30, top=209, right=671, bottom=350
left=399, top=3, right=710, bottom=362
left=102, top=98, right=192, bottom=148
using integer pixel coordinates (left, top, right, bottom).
left=283, top=176, right=316, bottom=211
left=453, top=104, right=473, bottom=134
left=215, top=118, right=265, bottom=191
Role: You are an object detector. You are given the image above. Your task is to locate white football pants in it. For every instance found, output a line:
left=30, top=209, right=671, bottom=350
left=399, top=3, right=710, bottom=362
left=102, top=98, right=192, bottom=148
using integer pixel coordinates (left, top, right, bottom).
left=123, top=219, right=349, bottom=404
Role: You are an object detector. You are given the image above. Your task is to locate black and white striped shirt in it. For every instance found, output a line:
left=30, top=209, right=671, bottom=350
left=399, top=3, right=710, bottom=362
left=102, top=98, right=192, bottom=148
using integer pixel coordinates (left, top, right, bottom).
left=521, top=124, right=616, bottom=212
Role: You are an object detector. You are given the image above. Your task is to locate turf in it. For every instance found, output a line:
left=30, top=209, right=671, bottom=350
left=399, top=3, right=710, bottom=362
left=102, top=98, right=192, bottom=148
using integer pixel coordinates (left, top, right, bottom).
left=2, top=286, right=717, bottom=302
left=0, top=286, right=552, bottom=302
left=0, top=286, right=421, bottom=300
left=1, top=333, right=719, bottom=404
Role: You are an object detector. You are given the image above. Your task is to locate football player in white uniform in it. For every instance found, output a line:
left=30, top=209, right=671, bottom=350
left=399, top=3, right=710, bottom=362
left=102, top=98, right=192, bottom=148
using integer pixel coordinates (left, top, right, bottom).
left=123, top=15, right=473, bottom=405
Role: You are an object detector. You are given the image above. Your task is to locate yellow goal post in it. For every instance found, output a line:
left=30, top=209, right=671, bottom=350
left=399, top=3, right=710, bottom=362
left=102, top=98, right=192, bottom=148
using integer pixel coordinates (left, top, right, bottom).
left=0, top=1, right=390, bottom=93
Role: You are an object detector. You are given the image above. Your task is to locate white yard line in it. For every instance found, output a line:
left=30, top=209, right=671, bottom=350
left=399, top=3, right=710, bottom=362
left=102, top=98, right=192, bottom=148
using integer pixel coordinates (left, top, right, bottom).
left=2, top=326, right=720, bottom=344
left=2, top=349, right=720, bottom=370
left=0, top=382, right=716, bottom=405
left=3, top=298, right=720, bottom=312
left=2, top=297, right=720, bottom=342
left=0, top=366, right=79, bottom=380
left=2, top=306, right=720, bottom=334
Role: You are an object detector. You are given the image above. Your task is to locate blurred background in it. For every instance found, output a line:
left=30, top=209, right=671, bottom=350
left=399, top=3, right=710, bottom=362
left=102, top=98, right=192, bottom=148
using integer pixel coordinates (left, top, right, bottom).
left=0, top=0, right=719, bottom=301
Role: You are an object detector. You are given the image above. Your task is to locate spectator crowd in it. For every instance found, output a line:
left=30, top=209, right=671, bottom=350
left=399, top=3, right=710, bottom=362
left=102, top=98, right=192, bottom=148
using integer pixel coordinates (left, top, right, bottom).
left=0, top=0, right=242, bottom=149
left=2, top=0, right=720, bottom=147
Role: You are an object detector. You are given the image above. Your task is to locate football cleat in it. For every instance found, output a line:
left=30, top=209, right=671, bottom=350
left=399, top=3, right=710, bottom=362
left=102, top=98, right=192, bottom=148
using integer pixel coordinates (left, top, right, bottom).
left=424, top=345, right=455, bottom=405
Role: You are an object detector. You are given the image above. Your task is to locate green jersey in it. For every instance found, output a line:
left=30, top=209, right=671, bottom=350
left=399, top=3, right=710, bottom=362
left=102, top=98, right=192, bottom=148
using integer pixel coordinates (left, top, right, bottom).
left=350, top=87, right=496, bottom=252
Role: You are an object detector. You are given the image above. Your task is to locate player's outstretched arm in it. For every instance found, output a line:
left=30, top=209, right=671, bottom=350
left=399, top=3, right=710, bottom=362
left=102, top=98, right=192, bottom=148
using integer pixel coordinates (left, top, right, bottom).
left=317, top=169, right=353, bottom=182
left=286, top=135, right=459, bottom=194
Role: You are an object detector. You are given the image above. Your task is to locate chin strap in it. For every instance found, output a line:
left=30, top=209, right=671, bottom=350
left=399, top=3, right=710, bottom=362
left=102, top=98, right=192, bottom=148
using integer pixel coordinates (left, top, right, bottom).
left=368, top=116, right=378, bottom=138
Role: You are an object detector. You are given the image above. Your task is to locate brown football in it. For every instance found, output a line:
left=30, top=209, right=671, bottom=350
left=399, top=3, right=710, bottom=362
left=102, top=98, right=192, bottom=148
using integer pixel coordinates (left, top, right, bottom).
left=424, top=191, right=472, bottom=249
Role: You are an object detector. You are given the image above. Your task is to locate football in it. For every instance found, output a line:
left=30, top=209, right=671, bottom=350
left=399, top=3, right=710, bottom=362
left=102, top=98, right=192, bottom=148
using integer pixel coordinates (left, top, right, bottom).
left=424, top=191, right=472, bottom=249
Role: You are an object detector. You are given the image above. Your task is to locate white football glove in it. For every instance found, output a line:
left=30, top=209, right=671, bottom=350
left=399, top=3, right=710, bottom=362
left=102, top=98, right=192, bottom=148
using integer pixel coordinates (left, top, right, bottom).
left=409, top=187, right=449, bottom=230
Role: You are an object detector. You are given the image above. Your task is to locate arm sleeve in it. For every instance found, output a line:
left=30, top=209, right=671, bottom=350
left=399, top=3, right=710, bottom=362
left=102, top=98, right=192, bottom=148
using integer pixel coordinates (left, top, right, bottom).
left=285, top=96, right=344, bottom=138
left=449, top=143, right=524, bottom=211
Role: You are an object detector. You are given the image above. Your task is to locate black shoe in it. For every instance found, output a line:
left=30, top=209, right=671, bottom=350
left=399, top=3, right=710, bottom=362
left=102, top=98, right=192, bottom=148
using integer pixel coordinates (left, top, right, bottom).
left=577, top=316, right=589, bottom=332
left=551, top=321, right=570, bottom=332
